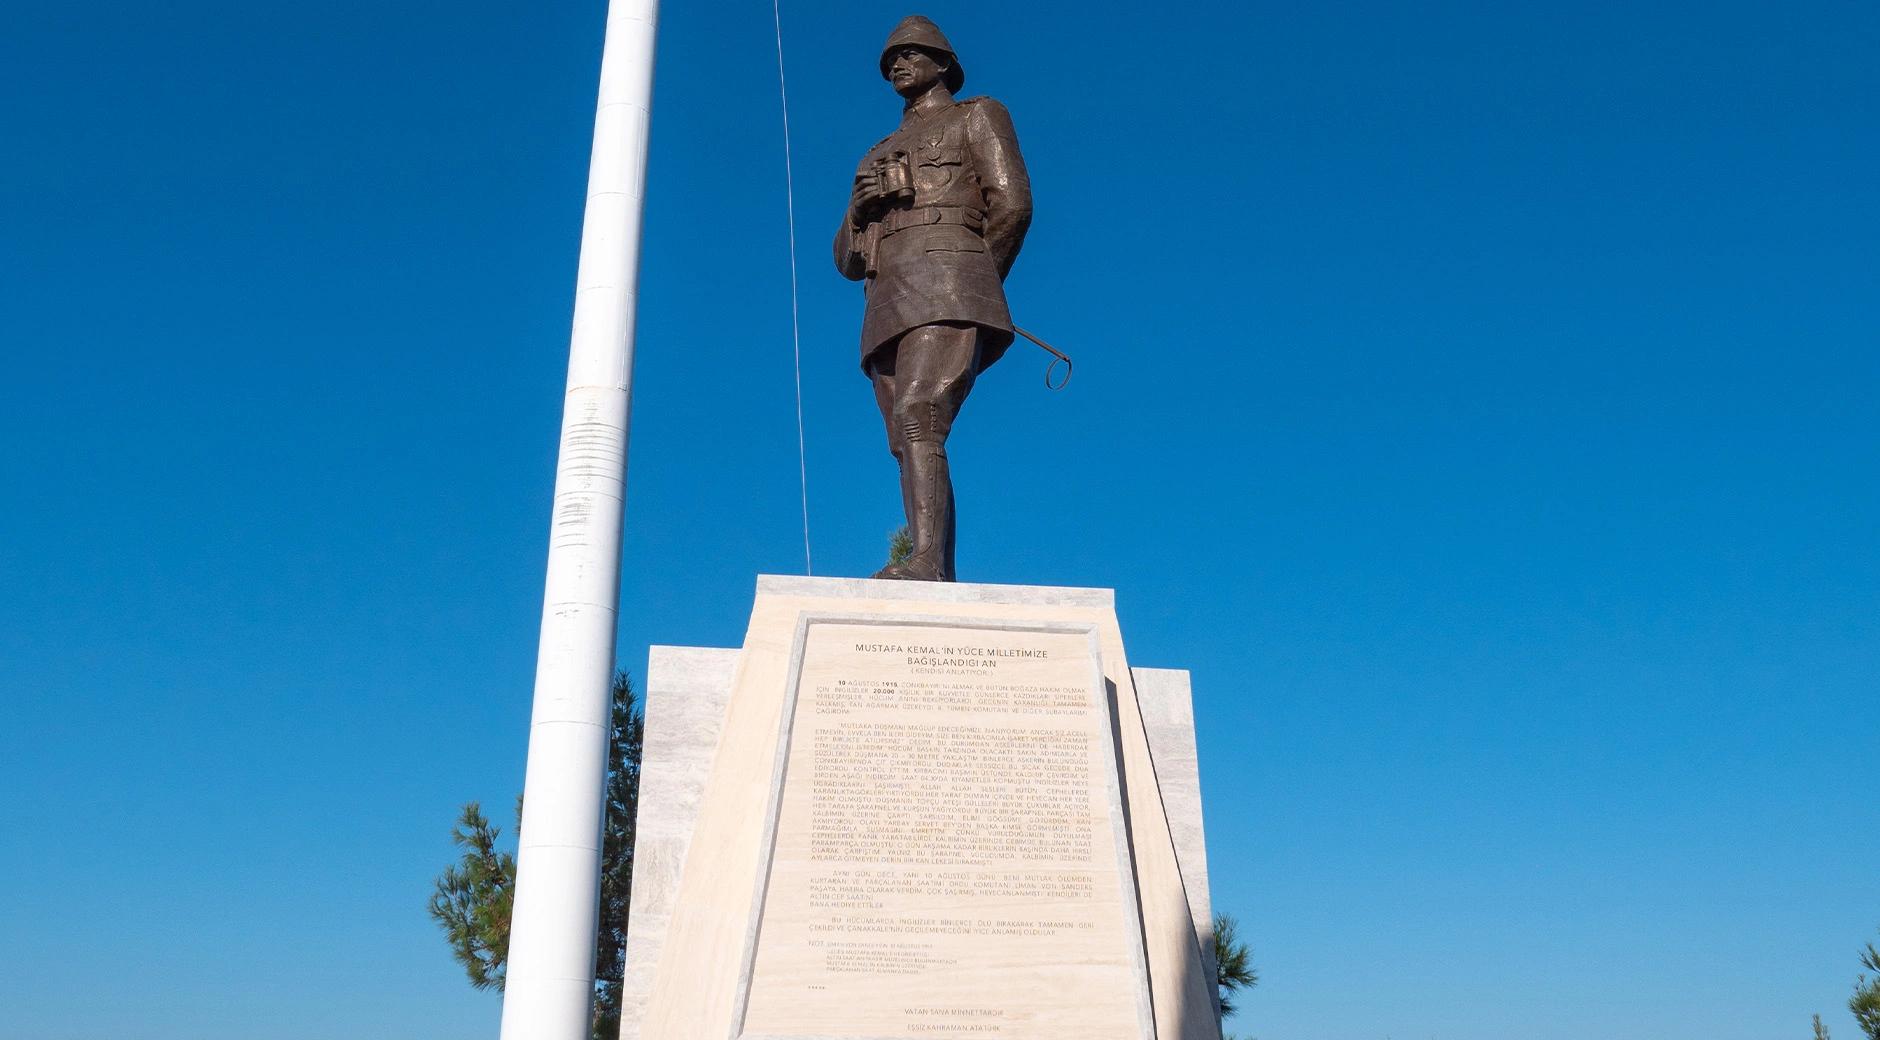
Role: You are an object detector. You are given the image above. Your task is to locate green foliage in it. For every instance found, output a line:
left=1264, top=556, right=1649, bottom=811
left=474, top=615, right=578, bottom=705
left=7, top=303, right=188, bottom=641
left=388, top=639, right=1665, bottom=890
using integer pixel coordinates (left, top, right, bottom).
left=427, top=802, right=515, bottom=991
left=1853, top=929, right=1880, bottom=1040
left=592, top=671, right=645, bottom=1040
left=888, top=525, right=913, bottom=566
left=430, top=671, right=643, bottom=1040
left=1214, top=912, right=1259, bottom=1019
left=1818, top=1013, right=1834, bottom=1040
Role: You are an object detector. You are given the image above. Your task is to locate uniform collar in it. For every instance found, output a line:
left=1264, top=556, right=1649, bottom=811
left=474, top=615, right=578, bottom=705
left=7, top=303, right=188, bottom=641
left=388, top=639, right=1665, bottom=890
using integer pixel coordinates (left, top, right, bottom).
left=901, top=93, right=956, bottom=125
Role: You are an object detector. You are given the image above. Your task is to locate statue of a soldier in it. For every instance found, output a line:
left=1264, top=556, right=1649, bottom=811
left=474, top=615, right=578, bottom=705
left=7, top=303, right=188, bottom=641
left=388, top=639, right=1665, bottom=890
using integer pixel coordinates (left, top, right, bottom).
left=836, top=15, right=1032, bottom=582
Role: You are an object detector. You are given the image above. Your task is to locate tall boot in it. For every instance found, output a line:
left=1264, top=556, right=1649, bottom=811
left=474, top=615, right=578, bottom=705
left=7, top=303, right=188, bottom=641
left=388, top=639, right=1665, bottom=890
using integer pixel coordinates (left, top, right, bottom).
left=872, top=440, right=954, bottom=581
left=896, top=447, right=917, bottom=546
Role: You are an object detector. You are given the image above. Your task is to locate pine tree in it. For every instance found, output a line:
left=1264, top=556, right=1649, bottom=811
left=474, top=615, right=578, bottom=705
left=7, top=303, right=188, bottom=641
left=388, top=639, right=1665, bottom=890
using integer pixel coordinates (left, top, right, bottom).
left=430, top=671, right=643, bottom=1040
left=1817, top=1013, right=1834, bottom=1040
left=592, top=671, right=644, bottom=1039
left=427, top=802, right=516, bottom=990
left=1853, top=928, right=1880, bottom=1040
left=1214, top=911, right=1259, bottom=1018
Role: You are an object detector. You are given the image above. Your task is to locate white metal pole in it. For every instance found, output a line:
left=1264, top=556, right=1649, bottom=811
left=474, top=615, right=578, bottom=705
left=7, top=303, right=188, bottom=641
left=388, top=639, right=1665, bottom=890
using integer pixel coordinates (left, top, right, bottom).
left=501, top=1, right=658, bottom=1038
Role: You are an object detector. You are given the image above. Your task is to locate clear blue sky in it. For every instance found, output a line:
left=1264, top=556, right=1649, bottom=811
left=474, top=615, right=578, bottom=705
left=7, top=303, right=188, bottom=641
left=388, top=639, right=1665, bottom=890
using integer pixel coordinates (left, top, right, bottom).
left=2, top=1, right=1874, bottom=1037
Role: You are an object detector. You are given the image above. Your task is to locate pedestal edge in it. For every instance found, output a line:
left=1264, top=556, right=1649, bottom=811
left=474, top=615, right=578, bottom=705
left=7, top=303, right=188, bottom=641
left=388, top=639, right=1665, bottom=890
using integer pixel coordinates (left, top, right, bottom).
left=753, top=574, right=1115, bottom=608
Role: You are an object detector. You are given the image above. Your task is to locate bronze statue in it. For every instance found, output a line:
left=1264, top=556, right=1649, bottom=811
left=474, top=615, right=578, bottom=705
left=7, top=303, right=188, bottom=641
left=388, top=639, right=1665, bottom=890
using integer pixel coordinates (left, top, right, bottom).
left=836, top=15, right=1032, bottom=582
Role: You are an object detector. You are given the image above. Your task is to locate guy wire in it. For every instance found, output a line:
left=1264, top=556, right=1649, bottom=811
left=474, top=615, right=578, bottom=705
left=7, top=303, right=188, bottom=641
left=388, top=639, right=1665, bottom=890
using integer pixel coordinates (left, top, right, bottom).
left=771, top=0, right=813, bottom=575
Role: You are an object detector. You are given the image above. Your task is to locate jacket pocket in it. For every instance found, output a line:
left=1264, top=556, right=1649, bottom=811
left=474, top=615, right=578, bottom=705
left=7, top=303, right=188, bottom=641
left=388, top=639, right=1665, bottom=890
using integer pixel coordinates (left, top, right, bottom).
left=918, top=145, right=966, bottom=169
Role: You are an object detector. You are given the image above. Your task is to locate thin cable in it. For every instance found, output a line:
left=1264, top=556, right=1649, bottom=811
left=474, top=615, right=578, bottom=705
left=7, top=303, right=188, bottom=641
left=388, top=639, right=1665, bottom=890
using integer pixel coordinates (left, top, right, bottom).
left=772, top=0, right=813, bottom=575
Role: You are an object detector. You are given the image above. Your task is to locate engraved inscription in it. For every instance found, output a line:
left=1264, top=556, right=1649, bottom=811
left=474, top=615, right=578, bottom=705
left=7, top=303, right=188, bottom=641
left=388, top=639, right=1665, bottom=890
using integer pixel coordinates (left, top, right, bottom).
left=809, top=721, right=1092, bottom=865
left=738, top=623, right=1143, bottom=1040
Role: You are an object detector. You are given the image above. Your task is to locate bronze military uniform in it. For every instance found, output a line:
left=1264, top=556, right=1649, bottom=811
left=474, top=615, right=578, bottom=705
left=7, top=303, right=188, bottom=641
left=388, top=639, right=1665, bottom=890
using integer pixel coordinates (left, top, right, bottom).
left=836, top=16, right=1032, bottom=581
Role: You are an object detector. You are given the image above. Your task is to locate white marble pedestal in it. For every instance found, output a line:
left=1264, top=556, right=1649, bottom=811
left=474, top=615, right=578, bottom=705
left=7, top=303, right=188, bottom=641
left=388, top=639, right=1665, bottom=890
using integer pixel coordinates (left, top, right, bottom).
left=618, top=576, right=1221, bottom=1040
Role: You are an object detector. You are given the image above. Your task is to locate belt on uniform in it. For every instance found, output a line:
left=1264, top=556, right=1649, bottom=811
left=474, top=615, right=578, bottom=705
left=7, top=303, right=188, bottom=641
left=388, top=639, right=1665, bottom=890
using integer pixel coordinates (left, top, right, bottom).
left=881, top=205, right=986, bottom=237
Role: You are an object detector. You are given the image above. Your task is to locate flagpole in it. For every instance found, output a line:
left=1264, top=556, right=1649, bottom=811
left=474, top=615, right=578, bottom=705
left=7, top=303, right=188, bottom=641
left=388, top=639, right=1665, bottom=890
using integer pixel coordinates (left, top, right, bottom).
left=501, top=1, right=658, bottom=1037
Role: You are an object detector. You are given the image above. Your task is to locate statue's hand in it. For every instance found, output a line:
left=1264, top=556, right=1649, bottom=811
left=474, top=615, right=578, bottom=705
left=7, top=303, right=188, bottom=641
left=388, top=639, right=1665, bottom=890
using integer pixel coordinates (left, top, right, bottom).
left=850, top=170, right=886, bottom=225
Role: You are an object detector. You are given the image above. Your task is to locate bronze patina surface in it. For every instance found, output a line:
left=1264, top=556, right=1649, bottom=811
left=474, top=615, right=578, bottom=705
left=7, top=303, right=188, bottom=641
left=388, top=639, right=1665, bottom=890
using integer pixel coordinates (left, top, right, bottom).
left=835, top=15, right=1032, bottom=582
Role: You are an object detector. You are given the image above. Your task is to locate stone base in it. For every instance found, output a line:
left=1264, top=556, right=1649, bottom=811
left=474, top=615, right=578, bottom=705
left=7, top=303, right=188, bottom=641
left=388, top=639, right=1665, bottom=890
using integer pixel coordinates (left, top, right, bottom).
left=619, top=576, right=1220, bottom=1040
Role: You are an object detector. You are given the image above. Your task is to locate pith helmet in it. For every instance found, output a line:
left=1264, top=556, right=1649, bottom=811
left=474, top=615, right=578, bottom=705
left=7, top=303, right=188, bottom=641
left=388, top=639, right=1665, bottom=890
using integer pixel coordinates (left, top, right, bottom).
left=879, top=15, right=965, bottom=94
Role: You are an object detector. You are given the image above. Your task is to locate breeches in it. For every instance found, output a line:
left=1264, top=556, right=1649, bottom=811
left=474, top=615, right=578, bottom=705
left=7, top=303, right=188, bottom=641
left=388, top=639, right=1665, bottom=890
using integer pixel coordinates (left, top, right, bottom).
left=868, top=322, right=983, bottom=457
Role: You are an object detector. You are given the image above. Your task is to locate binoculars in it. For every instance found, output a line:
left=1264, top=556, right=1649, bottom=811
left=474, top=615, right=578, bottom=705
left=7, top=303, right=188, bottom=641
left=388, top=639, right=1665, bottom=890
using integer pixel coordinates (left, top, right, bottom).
left=869, top=151, right=916, bottom=207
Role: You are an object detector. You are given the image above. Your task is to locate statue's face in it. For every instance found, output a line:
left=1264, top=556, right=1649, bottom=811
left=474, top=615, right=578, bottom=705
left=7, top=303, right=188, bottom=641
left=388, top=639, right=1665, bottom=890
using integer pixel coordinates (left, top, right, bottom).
left=887, top=46, right=948, bottom=98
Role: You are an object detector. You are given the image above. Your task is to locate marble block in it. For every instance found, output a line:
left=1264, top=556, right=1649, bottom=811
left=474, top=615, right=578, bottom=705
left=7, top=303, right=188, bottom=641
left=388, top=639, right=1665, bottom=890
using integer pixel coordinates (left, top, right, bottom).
left=620, top=576, right=1219, bottom=1040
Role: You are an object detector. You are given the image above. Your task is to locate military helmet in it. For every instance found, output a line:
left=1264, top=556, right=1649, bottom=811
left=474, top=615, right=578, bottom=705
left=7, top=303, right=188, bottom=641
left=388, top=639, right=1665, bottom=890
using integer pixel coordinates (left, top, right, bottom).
left=879, top=15, right=965, bottom=94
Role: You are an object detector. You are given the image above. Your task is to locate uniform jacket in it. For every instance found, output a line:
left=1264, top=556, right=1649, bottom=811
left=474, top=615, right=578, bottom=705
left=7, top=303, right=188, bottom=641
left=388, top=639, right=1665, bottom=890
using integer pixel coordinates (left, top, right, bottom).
left=835, top=96, right=1032, bottom=373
